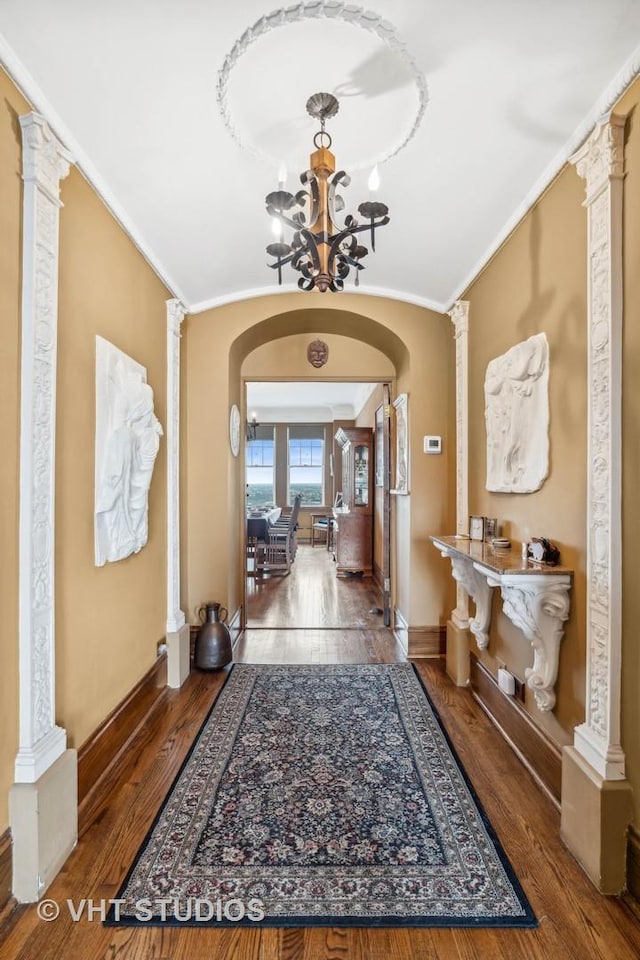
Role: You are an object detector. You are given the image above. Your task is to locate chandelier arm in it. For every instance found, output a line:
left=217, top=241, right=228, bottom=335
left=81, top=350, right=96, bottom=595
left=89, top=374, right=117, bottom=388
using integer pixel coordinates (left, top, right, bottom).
left=265, top=207, right=308, bottom=233
left=326, top=233, right=356, bottom=289
left=327, top=170, right=350, bottom=229
left=292, top=229, right=321, bottom=278
left=267, top=251, right=297, bottom=269
left=337, top=215, right=390, bottom=239
left=300, top=172, right=321, bottom=230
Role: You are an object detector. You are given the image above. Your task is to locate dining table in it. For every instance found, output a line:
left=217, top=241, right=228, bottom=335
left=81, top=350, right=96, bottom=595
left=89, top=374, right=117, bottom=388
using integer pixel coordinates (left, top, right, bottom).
left=246, top=506, right=282, bottom=543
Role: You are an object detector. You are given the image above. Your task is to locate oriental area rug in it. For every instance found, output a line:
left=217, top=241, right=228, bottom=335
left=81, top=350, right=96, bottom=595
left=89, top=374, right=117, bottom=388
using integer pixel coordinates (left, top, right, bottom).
left=106, top=662, right=536, bottom=928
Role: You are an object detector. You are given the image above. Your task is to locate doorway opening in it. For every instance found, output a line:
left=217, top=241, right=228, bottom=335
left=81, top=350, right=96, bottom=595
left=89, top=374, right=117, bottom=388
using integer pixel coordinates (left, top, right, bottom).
left=243, top=379, right=392, bottom=630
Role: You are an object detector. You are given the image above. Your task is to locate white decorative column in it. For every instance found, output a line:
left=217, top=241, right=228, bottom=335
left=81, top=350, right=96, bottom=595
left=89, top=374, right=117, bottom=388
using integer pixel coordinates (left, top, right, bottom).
left=570, top=114, right=625, bottom=781
left=10, top=113, right=77, bottom=902
left=448, top=301, right=470, bottom=627
left=165, top=299, right=190, bottom=688
left=561, top=113, right=632, bottom=895
left=445, top=301, right=471, bottom=685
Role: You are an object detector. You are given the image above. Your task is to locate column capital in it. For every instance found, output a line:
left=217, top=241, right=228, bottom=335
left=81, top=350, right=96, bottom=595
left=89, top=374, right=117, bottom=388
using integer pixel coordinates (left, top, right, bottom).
left=571, top=113, right=625, bottom=203
left=448, top=299, right=469, bottom=338
left=167, top=298, right=186, bottom=336
left=19, top=113, right=72, bottom=204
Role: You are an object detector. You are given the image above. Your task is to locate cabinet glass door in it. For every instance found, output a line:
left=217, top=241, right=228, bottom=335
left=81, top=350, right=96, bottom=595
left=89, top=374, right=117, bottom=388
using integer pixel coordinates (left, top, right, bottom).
left=354, top=445, right=369, bottom=506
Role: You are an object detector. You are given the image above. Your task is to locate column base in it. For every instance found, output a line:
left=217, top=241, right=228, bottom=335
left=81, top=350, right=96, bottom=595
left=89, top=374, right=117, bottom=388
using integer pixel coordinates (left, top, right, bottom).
left=561, top=745, right=633, bottom=894
left=10, top=748, right=77, bottom=902
left=446, top=619, right=470, bottom=686
left=166, top=622, right=191, bottom=689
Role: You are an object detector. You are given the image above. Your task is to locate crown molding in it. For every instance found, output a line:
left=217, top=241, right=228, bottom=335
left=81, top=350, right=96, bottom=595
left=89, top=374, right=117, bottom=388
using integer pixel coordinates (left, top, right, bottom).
left=444, top=39, right=640, bottom=311
left=189, top=283, right=446, bottom=316
left=0, top=34, right=188, bottom=306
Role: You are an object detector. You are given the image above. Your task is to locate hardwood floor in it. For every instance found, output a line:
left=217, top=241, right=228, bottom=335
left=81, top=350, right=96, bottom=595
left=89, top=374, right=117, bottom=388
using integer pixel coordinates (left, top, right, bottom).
left=246, top=542, right=384, bottom=629
left=2, top=559, right=640, bottom=958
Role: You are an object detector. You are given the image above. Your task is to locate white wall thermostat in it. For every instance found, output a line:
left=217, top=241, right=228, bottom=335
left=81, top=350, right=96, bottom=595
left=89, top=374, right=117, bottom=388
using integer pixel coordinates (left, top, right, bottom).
left=423, top=436, right=442, bottom=454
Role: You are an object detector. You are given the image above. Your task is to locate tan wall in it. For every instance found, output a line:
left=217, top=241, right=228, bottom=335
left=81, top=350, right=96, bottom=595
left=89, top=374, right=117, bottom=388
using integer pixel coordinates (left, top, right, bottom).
left=0, top=69, right=30, bottom=833
left=617, top=77, right=640, bottom=826
left=56, top=167, right=169, bottom=747
left=463, top=163, right=588, bottom=743
left=243, top=334, right=394, bottom=381
left=0, top=67, right=170, bottom=834
left=184, top=297, right=455, bottom=629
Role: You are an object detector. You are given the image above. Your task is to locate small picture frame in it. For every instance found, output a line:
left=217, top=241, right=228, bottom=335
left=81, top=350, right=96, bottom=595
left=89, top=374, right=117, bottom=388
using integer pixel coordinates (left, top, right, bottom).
left=469, top=515, right=485, bottom=541
left=485, top=517, right=497, bottom=542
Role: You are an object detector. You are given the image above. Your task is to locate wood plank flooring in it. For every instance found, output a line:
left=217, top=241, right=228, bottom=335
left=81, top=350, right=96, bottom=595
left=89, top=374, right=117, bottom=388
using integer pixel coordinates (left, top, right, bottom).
left=246, top=543, right=384, bottom=629
left=2, top=550, right=639, bottom=959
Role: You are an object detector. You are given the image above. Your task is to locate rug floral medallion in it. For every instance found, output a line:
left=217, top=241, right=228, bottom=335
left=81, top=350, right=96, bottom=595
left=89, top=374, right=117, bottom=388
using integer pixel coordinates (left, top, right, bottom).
left=107, top=662, right=536, bottom=927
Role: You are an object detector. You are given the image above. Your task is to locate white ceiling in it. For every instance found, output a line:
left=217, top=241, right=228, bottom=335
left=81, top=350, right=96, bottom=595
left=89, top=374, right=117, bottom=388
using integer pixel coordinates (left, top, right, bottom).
left=246, top=380, right=378, bottom=421
left=1, top=1, right=640, bottom=312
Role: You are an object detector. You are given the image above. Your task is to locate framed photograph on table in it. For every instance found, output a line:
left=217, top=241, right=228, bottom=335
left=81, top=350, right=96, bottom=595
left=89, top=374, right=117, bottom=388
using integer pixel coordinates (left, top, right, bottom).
left=469, top=515, right=485, bottom=541
left=484, top=517, right=497, bottom=541
left=375, top=404, right=384, bottom=487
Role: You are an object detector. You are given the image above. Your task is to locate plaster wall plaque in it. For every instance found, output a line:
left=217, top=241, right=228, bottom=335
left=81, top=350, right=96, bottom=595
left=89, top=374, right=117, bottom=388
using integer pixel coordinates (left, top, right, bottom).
left=95, top=337, right=163, bottom=566
left=485, top=333, right=549, bottom=493
left=391, top=393, right=409, bottom=494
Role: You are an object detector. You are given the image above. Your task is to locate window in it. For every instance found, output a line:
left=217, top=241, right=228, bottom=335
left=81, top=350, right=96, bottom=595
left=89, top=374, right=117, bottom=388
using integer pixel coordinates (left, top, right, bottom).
left=288, top=426, right=324, bottom=506
left=246, top=428, right=275, bottom=508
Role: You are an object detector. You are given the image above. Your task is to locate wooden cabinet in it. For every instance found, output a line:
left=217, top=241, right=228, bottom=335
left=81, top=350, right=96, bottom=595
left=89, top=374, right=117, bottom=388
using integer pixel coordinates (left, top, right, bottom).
left=333, top=427, right=373, bottom=577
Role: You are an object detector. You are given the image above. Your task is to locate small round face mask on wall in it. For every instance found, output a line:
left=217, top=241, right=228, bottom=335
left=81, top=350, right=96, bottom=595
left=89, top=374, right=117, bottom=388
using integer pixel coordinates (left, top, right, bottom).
left=307, top=340, right=329, bottom=368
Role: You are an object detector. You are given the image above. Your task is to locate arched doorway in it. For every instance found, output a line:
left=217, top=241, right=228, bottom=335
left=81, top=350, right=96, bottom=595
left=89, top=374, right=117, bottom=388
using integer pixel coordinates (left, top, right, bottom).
left=182, top=293, right=455, bottom=653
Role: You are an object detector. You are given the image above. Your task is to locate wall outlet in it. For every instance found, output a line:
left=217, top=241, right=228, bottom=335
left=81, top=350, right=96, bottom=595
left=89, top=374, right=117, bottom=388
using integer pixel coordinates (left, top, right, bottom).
left=497, top=667, right=516, bottom=696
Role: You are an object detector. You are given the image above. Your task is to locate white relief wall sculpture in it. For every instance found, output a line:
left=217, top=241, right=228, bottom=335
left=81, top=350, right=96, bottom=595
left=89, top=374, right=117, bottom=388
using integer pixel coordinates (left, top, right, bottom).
left=484, top=333, right=549, bottom=493
left=95, top=337, right=163, bottom=566
left=392, top=393, right=409, bottom=494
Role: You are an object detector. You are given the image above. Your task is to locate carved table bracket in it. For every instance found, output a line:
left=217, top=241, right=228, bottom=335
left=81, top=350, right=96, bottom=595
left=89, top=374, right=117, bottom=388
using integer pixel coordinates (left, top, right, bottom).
left=437, top=547, right=494, bottom=650
left=431, top=536, right=573, bottom=714
left=484, top=571, right=571, bottom=712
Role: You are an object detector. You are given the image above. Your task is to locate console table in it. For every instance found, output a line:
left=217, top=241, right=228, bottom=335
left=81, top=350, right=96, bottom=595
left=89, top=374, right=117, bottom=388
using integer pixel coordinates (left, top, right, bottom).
left=430, top=535, right=573, bottom=712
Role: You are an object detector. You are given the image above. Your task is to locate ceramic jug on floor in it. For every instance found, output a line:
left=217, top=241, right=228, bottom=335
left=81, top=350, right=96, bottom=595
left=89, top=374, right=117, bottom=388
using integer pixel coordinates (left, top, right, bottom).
left=194, top=602, right=232, bottom=670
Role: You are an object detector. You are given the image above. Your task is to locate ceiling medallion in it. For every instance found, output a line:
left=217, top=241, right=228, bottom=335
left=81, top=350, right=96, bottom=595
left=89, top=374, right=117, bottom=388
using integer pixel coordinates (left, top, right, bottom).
left=217, top=2, right=428, bottom=170
left=265, top=93, right=390, bottom=293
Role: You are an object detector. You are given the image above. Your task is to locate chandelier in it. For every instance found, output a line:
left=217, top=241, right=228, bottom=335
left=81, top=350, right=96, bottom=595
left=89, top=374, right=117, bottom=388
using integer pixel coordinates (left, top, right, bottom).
left=265, top=93, right=390, bottom=293
left=246, top=412, right=259, bottom=442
